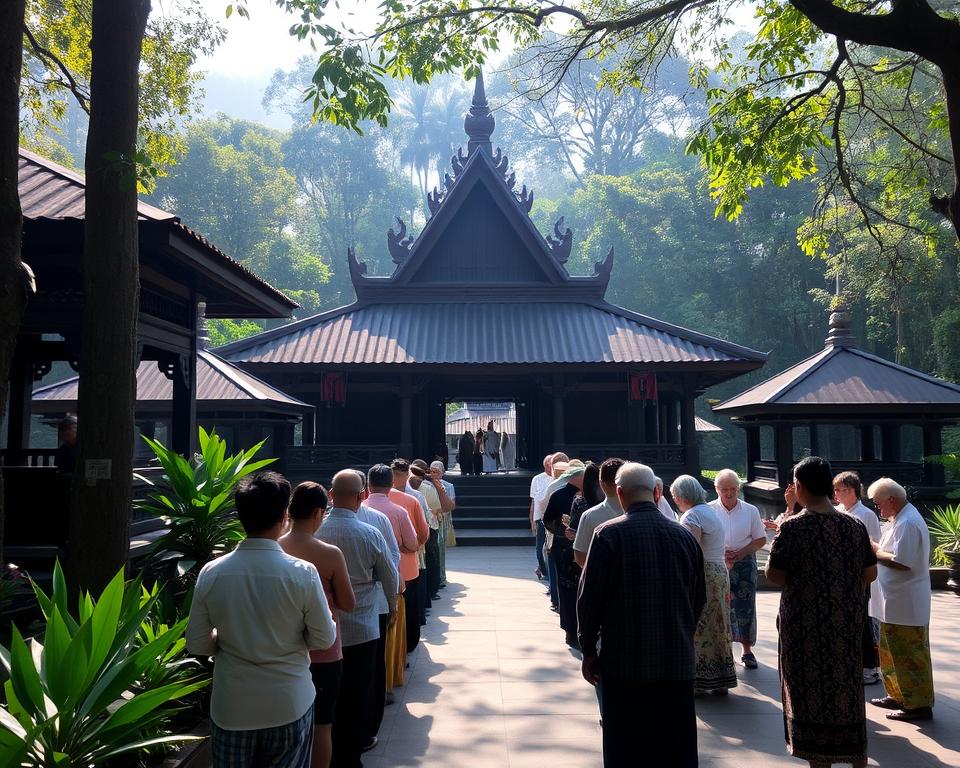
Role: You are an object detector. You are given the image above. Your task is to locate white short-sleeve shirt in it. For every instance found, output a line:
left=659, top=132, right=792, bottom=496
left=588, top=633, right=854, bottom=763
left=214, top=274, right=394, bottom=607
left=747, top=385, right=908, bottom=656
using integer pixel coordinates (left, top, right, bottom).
left=529, top=472, right=551, bottom=522
left=573, top=498, right=622, bottom=554
left=870, top=503, right=931, bottom=626
left=709, top=498, right=765, bottom=550
left=680, top=503, right=726, bottom=564
left=657, top=495, right=677, bottom=522
left=843, top=500, right=882, bottom=543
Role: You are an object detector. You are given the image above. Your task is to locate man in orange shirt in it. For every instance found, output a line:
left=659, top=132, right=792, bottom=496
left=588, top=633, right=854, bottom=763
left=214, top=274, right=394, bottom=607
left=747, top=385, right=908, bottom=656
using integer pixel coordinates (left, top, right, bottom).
left=389, top=458, right=429, bottom=652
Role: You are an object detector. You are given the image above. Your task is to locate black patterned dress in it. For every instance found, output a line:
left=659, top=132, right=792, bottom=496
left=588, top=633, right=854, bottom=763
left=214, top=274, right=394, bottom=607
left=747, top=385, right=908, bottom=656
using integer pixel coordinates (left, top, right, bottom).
left=768, top=510, right=878, bottom=763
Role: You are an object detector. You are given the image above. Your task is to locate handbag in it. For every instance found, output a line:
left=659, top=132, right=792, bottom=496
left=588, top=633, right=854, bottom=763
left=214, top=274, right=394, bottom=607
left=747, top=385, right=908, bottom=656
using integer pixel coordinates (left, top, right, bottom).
left=445, top=516, right=457, bottom=548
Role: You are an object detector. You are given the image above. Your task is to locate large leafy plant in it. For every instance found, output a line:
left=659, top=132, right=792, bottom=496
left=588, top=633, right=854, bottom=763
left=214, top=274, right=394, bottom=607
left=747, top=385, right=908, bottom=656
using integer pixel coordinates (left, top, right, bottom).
left=138, top=427, right=275, bottom=576
left=929, top=505, right=960, bottom=566
left=0, top=563, right=208, bottom=767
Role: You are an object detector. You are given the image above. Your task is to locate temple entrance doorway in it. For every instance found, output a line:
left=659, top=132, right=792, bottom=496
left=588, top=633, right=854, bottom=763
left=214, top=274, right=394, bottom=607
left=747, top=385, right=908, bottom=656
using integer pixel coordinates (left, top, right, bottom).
left=444, top=400, right=524, bottom=475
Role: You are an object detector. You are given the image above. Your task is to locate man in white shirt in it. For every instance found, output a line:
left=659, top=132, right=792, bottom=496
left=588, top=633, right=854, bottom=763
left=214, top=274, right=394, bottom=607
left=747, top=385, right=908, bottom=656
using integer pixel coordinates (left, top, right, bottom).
left=655, top=476, right=677, bottom=521
left=529, top=454, right=554, bottom=584
left=573, top=458, right=626, bottom=568
left=867, top=477, right=934, bottom=722
left=430, top=460, right=456, bottom=588
left=407, top=464, right=435, bottom=622
left=709, top=468, right=766, bottom=669
left=833, top=470, right=883, bottom=685
left=187, top=471, right=336, bottom=768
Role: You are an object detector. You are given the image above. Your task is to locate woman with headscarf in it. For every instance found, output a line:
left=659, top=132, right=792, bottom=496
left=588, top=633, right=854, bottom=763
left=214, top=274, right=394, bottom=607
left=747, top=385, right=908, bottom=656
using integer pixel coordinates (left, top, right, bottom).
left=457, top=430, right=475, bottom=475
left=472, top=428, right=484, bottom=476
left=542, top=459, right=587, bottom=648
left=499, top=430, right=515, bottom=471
left=482, top=420, right=500, bottom=474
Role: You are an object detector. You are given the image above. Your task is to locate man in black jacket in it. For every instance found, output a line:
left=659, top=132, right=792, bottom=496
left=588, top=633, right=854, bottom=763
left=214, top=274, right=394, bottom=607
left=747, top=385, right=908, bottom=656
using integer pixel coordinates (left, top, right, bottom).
left=578, top=462, right=706, bottom=768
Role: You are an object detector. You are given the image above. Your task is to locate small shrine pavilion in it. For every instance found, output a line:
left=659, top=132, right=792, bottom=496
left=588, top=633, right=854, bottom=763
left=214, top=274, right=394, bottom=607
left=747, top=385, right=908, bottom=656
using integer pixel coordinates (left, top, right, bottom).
left=714, top=302, right=960, bottom=514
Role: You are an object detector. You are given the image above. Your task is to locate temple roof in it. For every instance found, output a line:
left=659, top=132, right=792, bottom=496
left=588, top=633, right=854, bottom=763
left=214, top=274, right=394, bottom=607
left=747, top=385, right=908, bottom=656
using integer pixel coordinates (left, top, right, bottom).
left=714, top=304, right=960, bottom=416
left=18, top=148, right=297, bottom=318
left=32, top=349, right=312, bottom=416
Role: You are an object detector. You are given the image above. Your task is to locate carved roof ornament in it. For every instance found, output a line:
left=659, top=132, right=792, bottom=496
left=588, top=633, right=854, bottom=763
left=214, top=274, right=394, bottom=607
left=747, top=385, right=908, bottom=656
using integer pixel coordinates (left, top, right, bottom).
left=451, top=147, right=468, bottom=177
left=347, top=246, right=368, bottom=283
left=492, top=147, right=509, bottom=176
left=464, top=71, right=494, bottom=156
left=593, top=247, right=614, bottom=282
left=546, top=217, right=573, bottom=264
left=427, top=188, right=444, bottom=216
left=516, top=184, right=534, bottom=213
left=387, top=218, right=414, bottom=264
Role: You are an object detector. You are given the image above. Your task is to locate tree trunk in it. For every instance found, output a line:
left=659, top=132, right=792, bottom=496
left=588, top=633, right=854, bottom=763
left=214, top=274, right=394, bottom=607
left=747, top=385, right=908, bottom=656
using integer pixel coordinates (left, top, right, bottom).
left=0, top=0, right=28, bottom=568
left=68, top=0, right=150, bottom=593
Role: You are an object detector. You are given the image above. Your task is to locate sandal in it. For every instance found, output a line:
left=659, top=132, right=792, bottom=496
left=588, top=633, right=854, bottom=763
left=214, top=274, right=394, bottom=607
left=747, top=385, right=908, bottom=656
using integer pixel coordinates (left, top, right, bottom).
left=741, top=653, right=758, bottom=669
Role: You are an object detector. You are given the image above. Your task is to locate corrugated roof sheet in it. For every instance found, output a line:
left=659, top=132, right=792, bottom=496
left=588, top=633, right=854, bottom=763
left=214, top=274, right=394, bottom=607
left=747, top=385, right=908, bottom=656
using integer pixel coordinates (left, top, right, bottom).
left=220, top=302, right=762, bottom=365
left=18, top=149, right=297, bottom=311
left=695, top=416, right=722, bottom=433
left=33, top=350, right=312, bottom=412
left=714, top=346, right=960, bottom=413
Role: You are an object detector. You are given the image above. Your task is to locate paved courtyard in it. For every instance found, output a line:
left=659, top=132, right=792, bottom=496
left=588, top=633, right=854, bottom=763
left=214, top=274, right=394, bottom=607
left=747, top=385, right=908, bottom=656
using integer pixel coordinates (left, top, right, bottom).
left=366, top=546, right=960, bottom=767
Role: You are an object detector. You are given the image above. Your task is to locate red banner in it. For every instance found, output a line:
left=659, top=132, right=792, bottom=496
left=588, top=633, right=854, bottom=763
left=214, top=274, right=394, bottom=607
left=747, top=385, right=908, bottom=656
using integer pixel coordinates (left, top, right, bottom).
left=321, top=372, right=346, bottom=406
left=629, top=373, right=657, bottom=402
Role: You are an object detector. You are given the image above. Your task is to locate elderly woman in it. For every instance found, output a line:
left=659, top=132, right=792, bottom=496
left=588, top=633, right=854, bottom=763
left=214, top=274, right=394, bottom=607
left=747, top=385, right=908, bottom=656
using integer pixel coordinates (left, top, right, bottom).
left=671, top=474, right=738, bottom=696
left=767, top=457, right=877, bottom=768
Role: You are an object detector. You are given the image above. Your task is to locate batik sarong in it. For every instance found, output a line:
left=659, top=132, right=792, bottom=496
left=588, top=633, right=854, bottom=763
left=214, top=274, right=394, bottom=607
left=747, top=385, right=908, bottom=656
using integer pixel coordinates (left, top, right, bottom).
left=695, top=561, right=738, bottom=691
left=437, top=512, right=448, bottom=585
left=879, top=622, right=935, bottom=709
left=729, top=554, right=758, bottom=644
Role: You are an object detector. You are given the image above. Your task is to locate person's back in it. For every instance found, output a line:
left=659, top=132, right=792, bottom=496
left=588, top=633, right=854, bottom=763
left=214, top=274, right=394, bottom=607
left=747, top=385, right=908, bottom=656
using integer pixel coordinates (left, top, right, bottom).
left=187, top=471, right=335, bottom=768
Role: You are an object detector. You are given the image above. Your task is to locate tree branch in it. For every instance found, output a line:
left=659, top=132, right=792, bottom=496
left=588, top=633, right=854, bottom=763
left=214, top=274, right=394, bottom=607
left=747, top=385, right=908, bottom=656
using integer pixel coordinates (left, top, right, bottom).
left=23, top=23, right=91, bottom=114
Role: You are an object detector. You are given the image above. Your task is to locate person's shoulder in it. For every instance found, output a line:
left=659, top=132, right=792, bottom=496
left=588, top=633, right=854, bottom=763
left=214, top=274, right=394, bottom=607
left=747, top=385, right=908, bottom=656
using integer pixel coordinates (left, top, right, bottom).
left=741, top=499, right=761, bottom=516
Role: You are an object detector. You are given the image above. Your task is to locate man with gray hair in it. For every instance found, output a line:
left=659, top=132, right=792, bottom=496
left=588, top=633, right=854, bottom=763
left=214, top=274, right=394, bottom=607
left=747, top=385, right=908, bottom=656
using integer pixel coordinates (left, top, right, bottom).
left=867, top=477, right=935, bottom=721
left=317, top=469, right=399, bottom=767
left=709, top=467, right=766, bottom=669
left=577, top=462, right=705, bottom=767
left=655, top=476, right=677, bottom=521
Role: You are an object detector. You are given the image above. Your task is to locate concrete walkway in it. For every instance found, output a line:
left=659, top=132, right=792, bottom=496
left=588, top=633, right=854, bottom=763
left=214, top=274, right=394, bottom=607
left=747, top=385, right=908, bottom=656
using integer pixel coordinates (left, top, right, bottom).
left=366, top=546, right=960, bottom=767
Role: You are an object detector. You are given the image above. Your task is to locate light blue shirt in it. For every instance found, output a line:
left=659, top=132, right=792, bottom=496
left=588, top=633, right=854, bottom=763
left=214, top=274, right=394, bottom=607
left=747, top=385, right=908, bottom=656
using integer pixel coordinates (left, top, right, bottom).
left=357, top=504, right=401, bottom=615
left=317, top=507, right=399, bottom=646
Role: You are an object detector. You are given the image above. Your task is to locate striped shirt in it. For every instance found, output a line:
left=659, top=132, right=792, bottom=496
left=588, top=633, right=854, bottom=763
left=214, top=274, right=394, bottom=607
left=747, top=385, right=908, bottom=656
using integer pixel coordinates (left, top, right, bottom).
left=316, top=507, right=398, bottom=646
left=357, top=504, right=401, bottom=615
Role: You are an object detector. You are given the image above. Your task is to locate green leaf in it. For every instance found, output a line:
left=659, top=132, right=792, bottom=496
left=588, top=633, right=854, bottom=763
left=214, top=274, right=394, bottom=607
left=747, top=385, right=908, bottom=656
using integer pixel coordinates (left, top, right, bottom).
left=7, top=628, right=47, bottom=720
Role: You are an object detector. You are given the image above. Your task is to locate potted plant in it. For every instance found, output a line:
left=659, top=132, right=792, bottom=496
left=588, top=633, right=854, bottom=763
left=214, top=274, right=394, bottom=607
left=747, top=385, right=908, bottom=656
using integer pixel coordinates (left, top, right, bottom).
left=0, top=563, right=209, bottom=766
left=137, top=427, right=276, bottom=581
left=928, top=504, right=960, bottom=595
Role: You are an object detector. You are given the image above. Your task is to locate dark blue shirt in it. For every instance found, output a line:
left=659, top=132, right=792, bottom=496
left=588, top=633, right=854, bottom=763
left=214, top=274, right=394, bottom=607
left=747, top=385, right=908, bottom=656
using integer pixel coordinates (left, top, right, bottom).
left=577, top=500, right=706, bottom=681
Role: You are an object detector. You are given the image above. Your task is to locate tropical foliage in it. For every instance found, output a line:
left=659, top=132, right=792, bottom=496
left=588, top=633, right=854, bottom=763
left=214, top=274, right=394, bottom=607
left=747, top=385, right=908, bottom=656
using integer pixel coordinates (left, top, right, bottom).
left=928, top=505, right=960, bottom=566
left=138, top=427, right=275, bottom=576
left=0, top=563, right=207, bottom=767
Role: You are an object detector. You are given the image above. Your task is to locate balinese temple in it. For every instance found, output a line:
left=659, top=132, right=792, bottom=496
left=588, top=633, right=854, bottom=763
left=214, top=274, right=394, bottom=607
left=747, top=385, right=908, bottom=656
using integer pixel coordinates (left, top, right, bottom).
left=220, top=75, right=767, bottom=482
left=714, top=301, right=960, bottom=515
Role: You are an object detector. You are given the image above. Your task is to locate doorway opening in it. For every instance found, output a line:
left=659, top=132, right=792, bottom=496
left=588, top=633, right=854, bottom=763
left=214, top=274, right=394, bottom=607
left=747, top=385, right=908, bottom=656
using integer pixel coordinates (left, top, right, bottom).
left=444, top=400, right=520, bottom=475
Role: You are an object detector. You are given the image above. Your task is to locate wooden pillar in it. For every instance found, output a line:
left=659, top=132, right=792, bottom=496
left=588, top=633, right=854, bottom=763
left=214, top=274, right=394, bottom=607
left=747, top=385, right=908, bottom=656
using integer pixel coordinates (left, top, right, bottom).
left=859, top=425, right=875, bottom=462
left=302, top=410, right=316, bottom=445
left=775, top=423, right=793, bottom=487
left=809, top=422, right=820, bottom=456
left=880, top=425, right=900, bottom=462
left=645, top=401, right=659, bottom=443
left=552, top=373, right=565, bottom=449
left=400, top=375, right=413, bottom=458
left=922, top=424, right=945, bottom=486
left=680, top=388, right=698, bottom=476
left=171, top=351, right=197, bottom=457
left=745, top=425, right=760, bottom=482
left=5, top=351, right=32, bottom=462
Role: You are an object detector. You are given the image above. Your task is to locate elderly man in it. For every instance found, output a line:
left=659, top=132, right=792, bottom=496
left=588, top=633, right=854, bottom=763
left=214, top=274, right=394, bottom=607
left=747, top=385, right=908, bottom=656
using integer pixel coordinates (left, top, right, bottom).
left=578, top=462, right=705, bottom=768
left=867, top=477, right=934, bottom=721
left=317, top=470, right=398, bottom=768
left=655, top=476, right=677, bottom=521
left=573, top=457, right=625, bottom=569
left=529, top=454, right=554, bottom=582
left=389, top=459, right=429, bottom=653
left=709, top=468, right=766, bottom=669
left=429, top=460, right=456, bottom=588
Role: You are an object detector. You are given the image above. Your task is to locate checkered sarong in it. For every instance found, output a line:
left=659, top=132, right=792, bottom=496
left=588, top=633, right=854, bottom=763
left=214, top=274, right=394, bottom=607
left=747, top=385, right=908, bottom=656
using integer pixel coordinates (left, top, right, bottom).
left=212, top=705, right=314, bottom=768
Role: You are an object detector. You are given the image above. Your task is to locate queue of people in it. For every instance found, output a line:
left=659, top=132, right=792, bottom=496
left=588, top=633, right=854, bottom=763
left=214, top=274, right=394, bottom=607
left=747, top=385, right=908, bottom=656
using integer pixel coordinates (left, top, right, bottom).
left=532, top=453, right=936, bottom=767
left=186, top=458, right=456, bottom=768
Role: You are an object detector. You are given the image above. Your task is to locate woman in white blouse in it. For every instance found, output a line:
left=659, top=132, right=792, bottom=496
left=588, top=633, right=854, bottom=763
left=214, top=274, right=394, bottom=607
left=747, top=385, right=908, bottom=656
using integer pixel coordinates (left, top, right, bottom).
left=671, top=474, right=738, bottom=696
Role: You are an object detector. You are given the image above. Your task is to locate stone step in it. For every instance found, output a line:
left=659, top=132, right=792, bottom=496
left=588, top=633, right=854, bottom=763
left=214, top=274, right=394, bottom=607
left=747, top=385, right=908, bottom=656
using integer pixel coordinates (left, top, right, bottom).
left=455, top=516, right=531, bottom=529
left=454, top=528, right=535, bottom=546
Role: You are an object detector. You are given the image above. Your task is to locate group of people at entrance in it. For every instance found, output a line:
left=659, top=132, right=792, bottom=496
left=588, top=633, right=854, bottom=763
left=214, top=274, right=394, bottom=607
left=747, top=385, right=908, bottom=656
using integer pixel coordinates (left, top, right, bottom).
left=456, top=420, right=515, bottom=474
left=529, top=453, right=936, bottom=767
left=186, top=456, right=457, bottom=768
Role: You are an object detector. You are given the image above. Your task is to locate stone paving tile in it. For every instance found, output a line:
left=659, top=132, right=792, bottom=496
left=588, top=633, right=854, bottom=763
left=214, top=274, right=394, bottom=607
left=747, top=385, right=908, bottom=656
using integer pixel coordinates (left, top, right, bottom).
left=370, top=546, right=960, bottom=767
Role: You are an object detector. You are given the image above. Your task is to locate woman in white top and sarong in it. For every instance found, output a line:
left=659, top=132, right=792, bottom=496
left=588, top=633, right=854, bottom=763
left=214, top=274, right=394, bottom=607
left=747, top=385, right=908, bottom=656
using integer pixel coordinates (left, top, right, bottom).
left=482, top=421, right=500, bottom=473
left=672, top=474, right=738, bottom=695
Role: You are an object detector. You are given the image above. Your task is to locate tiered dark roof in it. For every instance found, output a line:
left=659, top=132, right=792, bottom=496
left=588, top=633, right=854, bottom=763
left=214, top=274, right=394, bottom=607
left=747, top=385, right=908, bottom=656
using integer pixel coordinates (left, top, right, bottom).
left=220, top=75, right=765, bottom=372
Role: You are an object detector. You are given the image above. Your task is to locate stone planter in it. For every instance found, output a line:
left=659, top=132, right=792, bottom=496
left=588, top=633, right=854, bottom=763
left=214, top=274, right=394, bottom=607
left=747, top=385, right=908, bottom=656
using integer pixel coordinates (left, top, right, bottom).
left=945, top=550, right=960, bottom=595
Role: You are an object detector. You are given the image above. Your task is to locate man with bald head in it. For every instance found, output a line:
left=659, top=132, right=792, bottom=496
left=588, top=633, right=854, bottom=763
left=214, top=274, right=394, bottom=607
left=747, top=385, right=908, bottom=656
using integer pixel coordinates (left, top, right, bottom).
left=317, top=469, right=399, bottom=767
left=577, top=462, right=705, bottom=768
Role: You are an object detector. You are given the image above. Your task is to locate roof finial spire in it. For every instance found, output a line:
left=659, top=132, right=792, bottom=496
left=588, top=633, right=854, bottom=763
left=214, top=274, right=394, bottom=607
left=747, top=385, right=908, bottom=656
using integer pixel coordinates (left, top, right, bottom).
left=464, top=70, right=494, bottom=156
left=825, top=271, right=854, bottom=348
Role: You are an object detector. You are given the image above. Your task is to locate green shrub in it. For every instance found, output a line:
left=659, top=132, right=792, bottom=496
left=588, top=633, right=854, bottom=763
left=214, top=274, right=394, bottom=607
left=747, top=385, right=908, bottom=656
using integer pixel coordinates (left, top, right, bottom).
left=137, top=427, right=276, bottom=576
left=0, top=563, right=208, bottom=767
left=929, top=504, right=960, bottom=566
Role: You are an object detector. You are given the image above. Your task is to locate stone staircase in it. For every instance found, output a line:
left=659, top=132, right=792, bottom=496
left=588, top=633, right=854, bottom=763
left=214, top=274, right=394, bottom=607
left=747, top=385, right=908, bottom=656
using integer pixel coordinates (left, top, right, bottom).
left=449, top=472, right=535, bottom=546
